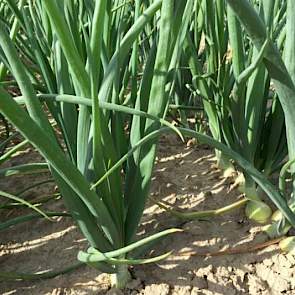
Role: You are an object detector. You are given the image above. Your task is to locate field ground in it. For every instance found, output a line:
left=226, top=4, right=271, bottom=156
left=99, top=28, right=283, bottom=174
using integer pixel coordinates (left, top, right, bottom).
left=1, top=134, right=295, bottom=295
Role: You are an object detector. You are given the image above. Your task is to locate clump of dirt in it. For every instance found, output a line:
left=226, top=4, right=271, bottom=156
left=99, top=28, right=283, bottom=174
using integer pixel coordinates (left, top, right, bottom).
left=1, top=134, right=295, bottom=295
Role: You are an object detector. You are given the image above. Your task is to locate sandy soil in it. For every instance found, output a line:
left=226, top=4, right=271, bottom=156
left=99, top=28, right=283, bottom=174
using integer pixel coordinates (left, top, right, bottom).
left=1, top=134, right=295, bottom=295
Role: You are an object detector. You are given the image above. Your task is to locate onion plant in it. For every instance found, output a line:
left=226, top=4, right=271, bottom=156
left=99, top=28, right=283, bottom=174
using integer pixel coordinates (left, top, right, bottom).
left=168, top=0, right=288, bottom=224
left=2, top=0, right=295, bottom=285
left=0, top=0, right=191, bottom=288
left=224, top=0, right=295, bottom=239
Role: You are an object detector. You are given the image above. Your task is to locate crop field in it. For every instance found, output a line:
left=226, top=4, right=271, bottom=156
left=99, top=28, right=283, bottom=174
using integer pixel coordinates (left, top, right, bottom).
left=0, top=0, right=295, bottom=294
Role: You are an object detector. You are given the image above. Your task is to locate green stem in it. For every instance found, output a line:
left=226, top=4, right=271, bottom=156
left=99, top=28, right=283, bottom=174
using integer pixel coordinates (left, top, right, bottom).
left=155, top=198, right=248, bottom=220
left=110, top=263, right=131, bottom=289
left=243, top=175, right=261, bottom=201
left=0, top=139, right=29, bottom=165
left=0, top=163, right=49, bottom=177
left=0, top=262, right=83, bottom=281
left=216, top=152, right=235, bottom=176
left=279, top=157, right=295, bottom=197
left=0, top=193, right=60, bottom=210
left=0, top=0, right=25, bottom=81
left=0, top=211, right=71, bottom=231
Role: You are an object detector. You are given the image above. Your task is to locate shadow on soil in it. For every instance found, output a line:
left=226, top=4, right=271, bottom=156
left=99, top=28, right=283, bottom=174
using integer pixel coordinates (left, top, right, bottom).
left=0, top=134, right=281, bottom=294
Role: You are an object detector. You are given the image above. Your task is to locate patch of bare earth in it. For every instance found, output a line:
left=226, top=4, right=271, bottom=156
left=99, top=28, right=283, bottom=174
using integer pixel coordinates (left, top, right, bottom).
left=1, top=134, right=295, bottom=295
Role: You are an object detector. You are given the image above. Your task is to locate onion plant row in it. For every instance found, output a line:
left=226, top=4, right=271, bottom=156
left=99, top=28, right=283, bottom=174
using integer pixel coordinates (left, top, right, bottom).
left=1, top=0, right=295, bottom=288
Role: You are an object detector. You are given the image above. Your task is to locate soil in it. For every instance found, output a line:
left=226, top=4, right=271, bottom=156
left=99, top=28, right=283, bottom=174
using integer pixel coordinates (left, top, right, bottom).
left=1, top=134, right=295, bottom=295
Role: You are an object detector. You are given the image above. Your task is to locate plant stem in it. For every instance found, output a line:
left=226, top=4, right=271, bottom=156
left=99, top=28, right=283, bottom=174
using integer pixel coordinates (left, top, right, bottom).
left=110, top=263, right=131, bottom=289
left=243, top=175, right=261, bottom=201
left=216, top=152, right=235, bottom=177
left=154, top=197, right=247, bottom=220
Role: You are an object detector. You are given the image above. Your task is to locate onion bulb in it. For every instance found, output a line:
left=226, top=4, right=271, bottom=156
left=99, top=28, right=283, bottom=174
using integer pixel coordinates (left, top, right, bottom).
left=271, top=209, right=283, bottom=222
left=279, top=236, right=295, bottom=255
left=245, top=200, right=272, bottom=223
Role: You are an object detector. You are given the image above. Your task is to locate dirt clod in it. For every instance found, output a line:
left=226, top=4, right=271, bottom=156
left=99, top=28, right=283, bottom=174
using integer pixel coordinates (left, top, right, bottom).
left=143, top=283, right=170, bottom=295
